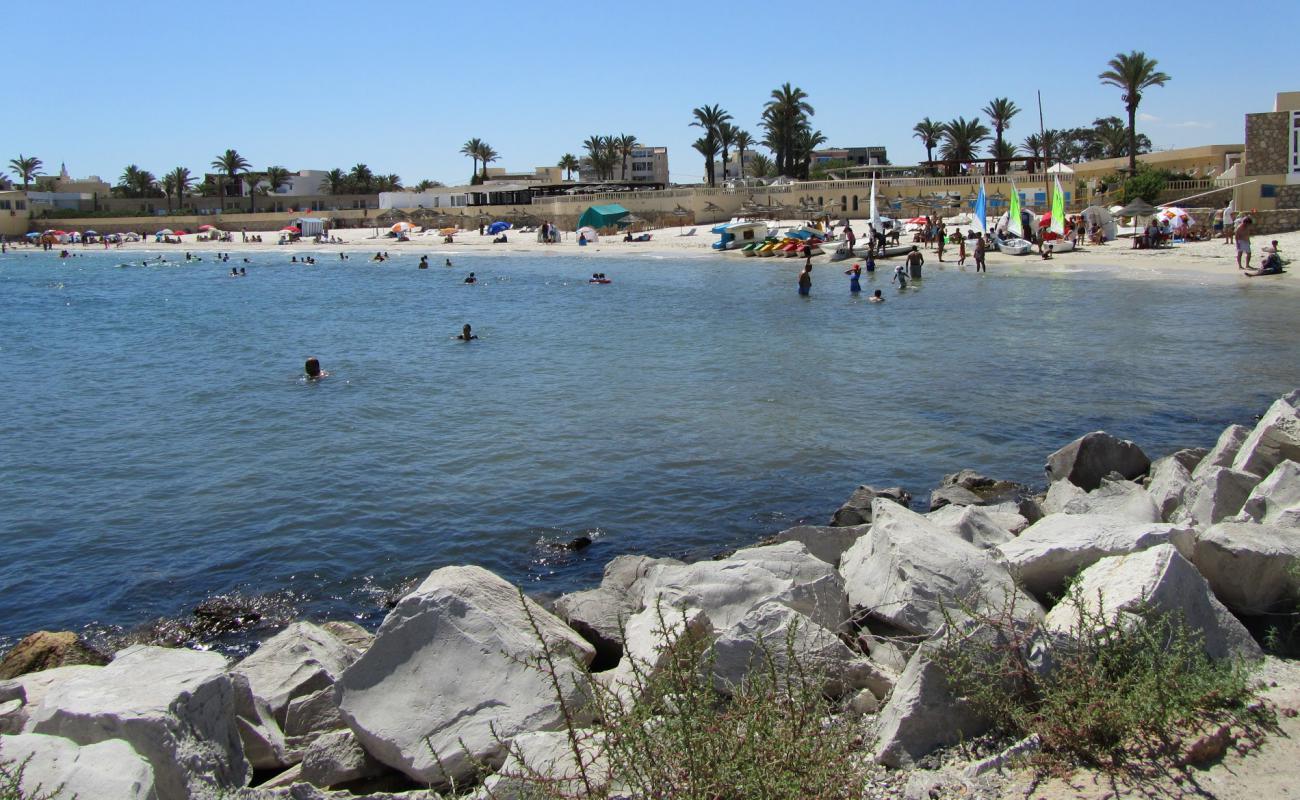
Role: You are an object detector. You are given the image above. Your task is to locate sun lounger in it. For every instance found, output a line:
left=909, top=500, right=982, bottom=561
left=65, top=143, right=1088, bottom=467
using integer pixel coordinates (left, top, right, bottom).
left=679, top=228, right=696, bottom=237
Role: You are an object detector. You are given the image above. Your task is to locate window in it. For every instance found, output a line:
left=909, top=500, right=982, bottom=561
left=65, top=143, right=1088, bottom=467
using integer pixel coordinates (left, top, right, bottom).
left=0, top=200, right=10, bottom=210
left=1261, top=184, right=1278, bottom=198
left=852, top=196, right=859, bottom=211
left=16, top=200, right=25, bottom=210
left=1291, top=111, right=1300, bottom=175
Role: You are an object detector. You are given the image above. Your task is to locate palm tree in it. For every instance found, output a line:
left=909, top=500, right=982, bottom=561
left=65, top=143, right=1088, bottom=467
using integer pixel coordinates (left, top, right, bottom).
left=243, top=172, right=264, bottom=212
left=349, top=163, right=374, bottom=194
left=322, top=168, right=349, bottom=195
left=8, top=154, right=43, bottom=189
left=1022, top=133, right=1043, bottom=159
left=912, top=118, right=942, bottom=172
left=557, top=153, right=580, bottom=181
left=717, top=122, right=737, bottom=181
left=264, top=166, right=291, bottom=195
left=164, top=166, right=192, bottom=212
left=210, top=149, right=250, bottom=200
left=793, top=128, right=828, bottom=180
left=981, top=98, right=1020, bottom=174
left=991, top=139, right=1020, bottom=164
left=476, top=144, right=498, bottom=182
left=733, top=130, right=753, bottom=178
left=761, top=84, right=813, bottom=177
left=116, top=164, right=157, bottom=199
left=747, top=152, right=774, bottom=178
left=615, top=134, right=638, bottom=180
left=413, top=179, right=442, bottom=192
left=461, top=138, right=484, bottom=184
left=690, top=104, right=732, bottom=187
left=939, top=117, right=992, bottom=174
left=1099, top=50, right=1171, bottom=174
left=691, top=137, right=719, bottom=187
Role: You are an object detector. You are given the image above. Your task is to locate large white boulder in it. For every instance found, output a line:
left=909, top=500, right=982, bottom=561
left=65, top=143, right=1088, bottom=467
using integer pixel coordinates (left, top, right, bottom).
left=230, top=622, right=357, bottom=725
left=1044, top=544, right=1262, bottom=662
left=230, top=672, right=288, bottom=770
left=1192, top=522, right=1300, bottom=614
left=1194, top=424, right=1252, bottom=479
left=1232, top=390, right=1300, bottom=478
left=1239, top=460, right=1300, bottom=526
left=1040, top=479, right=1087, bottom=515
left=710, top=602, right=863, bottom=697
left=334, top=565, right=595, bottom=786
left=27, top=644, right=249, bottom=800
left=925, top=505, right=1017, bottom=549
left=480, top=729, right=609, bottom=800
left=299, top=729, right=387, bottom=788
left=1175, top=466, right=1259, bottom=529
left=0, top=665, right=100, bottom=735
left=596, top=605, right=713, bottom=704
left=639, top=542, right=848, bottom=634
left=753, top=524, right=868, bottom=566
left=1044, top=431, right=1150, bottom=491
left=997, top=514, right=1194, bottom=601
left=840, top=500, right=1042, bottom=637
left=554, top=555, right=684, bottom=671
left=283, top=685, right=346, bottom=743
left=1146, top=456, right=1193, bottom=522
left=1061, top=479, right=1162, bottom=523
left=1, top=732, right=157, bottom=800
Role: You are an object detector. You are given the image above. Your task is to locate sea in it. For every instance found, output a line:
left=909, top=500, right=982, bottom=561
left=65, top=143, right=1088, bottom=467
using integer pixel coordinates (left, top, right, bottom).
left=2, top=246, right=1297, bottom=649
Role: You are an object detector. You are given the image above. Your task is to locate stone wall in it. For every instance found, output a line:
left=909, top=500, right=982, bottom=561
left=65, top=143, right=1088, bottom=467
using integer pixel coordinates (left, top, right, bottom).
left=1249, top=209, right=1300, bottom=235
left=1277, top=185, right=1300, bottom=211
left=1245, top=112, right=1288, bottom=176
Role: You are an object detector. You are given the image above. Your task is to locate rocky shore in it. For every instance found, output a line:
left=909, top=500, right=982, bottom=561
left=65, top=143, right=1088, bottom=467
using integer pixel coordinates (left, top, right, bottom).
left=3, top=390, right=1300, bottom=800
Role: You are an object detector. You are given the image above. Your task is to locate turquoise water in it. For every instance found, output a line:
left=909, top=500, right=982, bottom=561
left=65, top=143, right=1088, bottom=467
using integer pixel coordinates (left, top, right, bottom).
left=1, top=248, right=1297, bottom=645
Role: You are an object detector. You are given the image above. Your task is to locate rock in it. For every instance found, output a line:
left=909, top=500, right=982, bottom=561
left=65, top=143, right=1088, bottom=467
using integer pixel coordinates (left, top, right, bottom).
left=1232, top=390, right=1300, bottom=478
left=997, top=514, right=1195, bottom=601
left=600, top=554, right=684, bottom=595
left=0, top=665, right=100, bottom=735
left=1239, top=460, right=1300, bottom=526
left=1182, top=725, right=1232, bottom=766
left=1192, top=522, right=1300, bottom=614
left=941, top=469, right=1025, bottom=497
left=480, top=729, right=609, bottom=800
left=597, top=605, right=713, bottom=706
left=318, top=621, right=374, bottom=655
left=1045, top=431, right=1151, bottom=491
left=1147, top=456, right=1193, bottom=522
left=857, top=623, right=917, bottom=674
left=334, top=565, right=595, bottom=786
left=0, top=732, right=157, bottom=800
left=848, top=688, right=880, bottom=715
left=1044, top=544, right=1262, bottom=662
left=1171, top=447, right=1210, bottom=472
left=926, top=505, right=1017, bottom=549
left=231, top=622, right=358, bottom=725
left=553, top=588, right=633, bottom=671
left=840, top=500, right=1042, bottom=637
left=710, top=602, right=859, bottom=697
left=1062, top=478, right=1162, bottom=523
left=27, top=644, right=249, bottom=799
left=755, top=524, right=867, bottom=567
left=1194, top=425, right=1252, bottom=479
left=1175, top=466, right=1260, bottom=529
left=639, top=542, right=848, bottom=634
left=830, top=485, right=911, bottom=526
left=0, top=699, right=22, bottom=735
left=231, top=672, right=289, bottom=770
left=0, top=631, right=107, bottom=680
left=927, top=484, right=984, bottom=511
left=1041, top=479, right=1087, bottom=515
left=284, top=686, right=346, bottom=741
left=300, top=730, right=387, bottom=788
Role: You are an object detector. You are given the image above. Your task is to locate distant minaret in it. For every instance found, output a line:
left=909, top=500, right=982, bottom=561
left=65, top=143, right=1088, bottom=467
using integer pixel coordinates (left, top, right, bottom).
left=60, top=162, right=70, bottom=179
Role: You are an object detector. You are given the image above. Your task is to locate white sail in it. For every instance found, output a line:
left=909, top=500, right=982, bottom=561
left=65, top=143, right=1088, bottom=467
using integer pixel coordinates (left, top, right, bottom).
left=869, top=177, right=881, bottom=233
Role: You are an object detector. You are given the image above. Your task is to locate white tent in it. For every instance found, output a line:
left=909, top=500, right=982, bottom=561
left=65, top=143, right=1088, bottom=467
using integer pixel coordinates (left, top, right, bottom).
left=1047, top=162, right=1075, bottom=174
left=1082, top=206, right=1118, bottom=241
left=577, top=226, right=599, bottom=243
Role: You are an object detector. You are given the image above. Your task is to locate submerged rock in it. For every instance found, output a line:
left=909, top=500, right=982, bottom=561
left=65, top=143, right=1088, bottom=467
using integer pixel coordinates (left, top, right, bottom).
left=0, top=631, right=107, bottom=680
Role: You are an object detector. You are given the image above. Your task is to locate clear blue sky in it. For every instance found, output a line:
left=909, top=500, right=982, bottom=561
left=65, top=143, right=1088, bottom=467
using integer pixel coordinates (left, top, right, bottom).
left=5, top=0, right=1296, bottom=187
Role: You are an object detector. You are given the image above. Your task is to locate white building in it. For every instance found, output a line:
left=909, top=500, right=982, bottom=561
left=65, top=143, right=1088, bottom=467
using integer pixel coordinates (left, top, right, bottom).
left=579, top=146, right=669, bottom=184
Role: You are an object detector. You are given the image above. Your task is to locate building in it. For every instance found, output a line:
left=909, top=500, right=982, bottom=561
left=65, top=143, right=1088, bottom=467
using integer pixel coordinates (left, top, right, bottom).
left=579, top=147, right=669, bottom=185
left=1069, top=144, right=1244, bottom=182
left=0, top=190, right=31, bottom=237
left=716, top=150, right=767, bottom=180
left=1240, top=91, right=1300, bottom=221
left=811, top=147, right=888, bottom=166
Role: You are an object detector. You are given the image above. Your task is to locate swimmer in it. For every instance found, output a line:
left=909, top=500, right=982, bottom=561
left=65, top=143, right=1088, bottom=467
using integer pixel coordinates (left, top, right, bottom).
left=240, top=267, right=247, bottom=275
left=864, top=253, right=876, bottom=272
left=869, top=289, right=885, bottom=303
left=304, top=357, right=329, bottom=379
left=456, top=323, right=478, bottom=341
left=230, top=267, right=238, bottom=276
left=419, top=256, right=429, bottom=269
left=797, top=263, right=812, bottom=296
left=464, top=272, right=477, bottom=284
left=291, top=256, right=298, bottom=263
left=373, top=252, right=384, bottom=262
left=445, top=258, right=452, bottom=267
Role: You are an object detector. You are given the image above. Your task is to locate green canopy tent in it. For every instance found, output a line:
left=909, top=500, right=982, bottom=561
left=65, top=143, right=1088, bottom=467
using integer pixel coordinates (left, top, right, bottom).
left=577, top=204, right=629, bottom=230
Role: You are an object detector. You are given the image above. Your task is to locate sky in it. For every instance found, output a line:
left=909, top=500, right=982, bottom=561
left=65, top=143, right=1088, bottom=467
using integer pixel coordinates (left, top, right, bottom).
left=5, top=0, right=1298, bottom=188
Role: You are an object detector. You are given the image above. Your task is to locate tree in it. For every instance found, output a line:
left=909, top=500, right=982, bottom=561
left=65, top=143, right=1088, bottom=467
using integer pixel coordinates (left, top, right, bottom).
left=912, top=118, right=942, bottom=173
left=8, top=154, right=42, bottom=189
left=615, top=134, right=638, bottom=181
left=761, top=84, right=813, bottom=177
left=717, top=122, right=737, bottom=181
left=210, top=149, right=250, bottom=199
left=939, top=117, right=991, bottom=174
left=461, top=138, right=484, bottom=185
left=691, top=137, right=719, bottom=187
left=413, top=179, right=442, bottom=192
left=733, top=130, right=753, bottom=178
left=116, top=164, right=159, bottom=199
left=690, top=104, right=732, bottom=187
left=1099, top=50, right=1171, bottom=174
left=747, top=152, right=774, bottom=178
left=374, top=174, right=403, bottom=192
left=991, top=139, right=1020, bottom=163
left=1022, top=133, right=1043, bottom=159
left=243, top=172, right=264, bottom=212
left=264, top=165, right=291, bottom=195
left=582, top=136, right=619, bottom=181
left=163, top=166, right=192, bottom=212
left=793, top=128, right=828, bottom=179
left=557, top=153, right=579, bottom=181
left=349, top=163, right=374, bottom=194
left=476, top=144, right=498, bottom=182
left=982, top=98, right=1020, bottom=174
left=321, top=168, right=349, bottom=195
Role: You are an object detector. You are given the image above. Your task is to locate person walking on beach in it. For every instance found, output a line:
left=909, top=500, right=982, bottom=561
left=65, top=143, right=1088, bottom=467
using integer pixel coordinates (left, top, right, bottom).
left=798, top=264, right=812, bottom=296
left=974, top=235, right=986, bottom=272
left=845, top=225, right=856, bottom=255
left=957, top=233, right=967, bottom=267
left=1235, top=216, right=1253, bottom=270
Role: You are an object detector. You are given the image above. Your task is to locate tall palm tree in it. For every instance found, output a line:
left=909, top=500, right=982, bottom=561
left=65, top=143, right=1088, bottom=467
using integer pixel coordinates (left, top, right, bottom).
left=991, top=139, right=1020, bottom=164
left=381, top=174, right=403, bottom=191
left=210, top=149, right=250, bottom=200
left=1022, top=133, right=1044, bottom=159
left=691, top=137, right=719, bottom=187
left=615, top=134, right=638, bottom=180
left=939, top=118, right=992, bottom=174
left=164, top=166, right=192, bottom=212
left=8, top=154, right=43, bottom=189
left=912, top=118, right=942, bottom=172
left=243, top=172, right=265, bottom=212
left=1099, top=50, right=1171, bottom=174
left=733, top=130, right=754, bottom=178
left=793, top=128, right=828, bottom=180
left=322, top=168, right=349, bottom=195
left=413, top=179, right=441, bottom=192
left=264, top=166, right=291, bottom=195
left=747, top=152, right=774, bottom=178
left=461, top=138, right=484, bottom=184
left=761, top=84, right=813, bottom=177
left=717, top=122, right=737, bottom=181
left=690, top=104, right=732, bottom=187
left=981, top=98, right=1020, bottom=174
left=582, top=136, right=604, bottom=179
left=476, top=144, right=498, bottom=182
left=349, top=163, right=374, bottom=194
left=557, top=153, right=579, bottom=181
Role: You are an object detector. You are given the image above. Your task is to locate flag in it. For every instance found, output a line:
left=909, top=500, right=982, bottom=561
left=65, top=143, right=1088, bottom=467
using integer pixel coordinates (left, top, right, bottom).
left=1008, top=182, right=1023, bottom=237
left=1050, top=176, right=1066, bottom=236
left=973, top=180, right=988, bottom=233
left=869, top=177, right=881, bottom=233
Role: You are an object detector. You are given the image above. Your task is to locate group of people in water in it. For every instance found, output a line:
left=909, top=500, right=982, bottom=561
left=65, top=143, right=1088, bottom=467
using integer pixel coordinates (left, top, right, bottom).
left=800, top=245, right=929, bottom=298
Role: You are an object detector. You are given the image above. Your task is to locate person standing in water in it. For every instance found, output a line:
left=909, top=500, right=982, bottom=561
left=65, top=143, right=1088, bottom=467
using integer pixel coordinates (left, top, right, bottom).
left=304, top=357, right=328, bottom=379
left=973, top=235, right=986, bottom=272
left=892, top=264, right=908, bottom=289
left=457, top=324, right=478, bottom=340
left=845, top=263, right=862, bottom=293
left=464, top=272, right=477, bottom=284
left=419, top=256, right=428, bottom=269
left=798, top=263, right=812, bottom=296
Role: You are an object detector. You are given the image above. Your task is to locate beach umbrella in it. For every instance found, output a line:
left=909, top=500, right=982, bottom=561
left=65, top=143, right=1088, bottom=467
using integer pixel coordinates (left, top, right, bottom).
left=156, top=229, right=174, bottom=235
left=173, top=229, right=189, bottom=235
left=617, top=213, right=648, bottom=228
left=198, top=224, right=215, bottom=231
left=487, top=221, right=511, bottom=235
left=389, top=222, right=413, bottom=233
left=83, top=230, right=98, bottom=235
left=24, top=231, right=39, bottom=238
left=281, top=225, right=301, bottom=233
left=1115, top=199, right=1157, bottom=218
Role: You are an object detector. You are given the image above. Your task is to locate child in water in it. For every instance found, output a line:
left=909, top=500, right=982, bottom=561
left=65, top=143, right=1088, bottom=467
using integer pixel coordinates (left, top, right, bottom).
left=304, top=357, right=329, bottom=379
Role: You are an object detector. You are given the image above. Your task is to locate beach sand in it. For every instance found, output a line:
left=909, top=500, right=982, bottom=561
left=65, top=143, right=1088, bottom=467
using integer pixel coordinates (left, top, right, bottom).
left=18, top=222, right=1298, bottom=289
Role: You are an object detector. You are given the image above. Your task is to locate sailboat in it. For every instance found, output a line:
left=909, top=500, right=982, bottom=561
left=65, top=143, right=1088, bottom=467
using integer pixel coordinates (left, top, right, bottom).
left=1043, top=174, right=1075, bottom=253
left=994, top=181, right=1033, bottom=255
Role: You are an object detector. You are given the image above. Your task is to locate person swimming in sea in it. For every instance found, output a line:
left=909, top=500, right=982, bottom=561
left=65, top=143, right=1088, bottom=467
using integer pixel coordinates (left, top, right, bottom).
left=845, top=264, right=861, bottom=293
left=464, top=272, right=477, bottom=284
left=419, top=256, right=428, bottom=269
left=240, top=267, right=247, bottom=275
left=230, top=267, right=238, bottom=277
left=456, top=324, right=478, bottom=340
left=304, top=357, right=328, bottom=379
left=445, top=258, right=452, bottom=267
left=373, top=252, right=385, bottom=262
left=869, top=289, right=885, bottom=303
left=864, top=252, right=876, bottom=272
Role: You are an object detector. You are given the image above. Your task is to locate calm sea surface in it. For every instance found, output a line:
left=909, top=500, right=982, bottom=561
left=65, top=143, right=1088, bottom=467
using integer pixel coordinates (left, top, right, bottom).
left=2, top=247, right=1297, bottom=646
